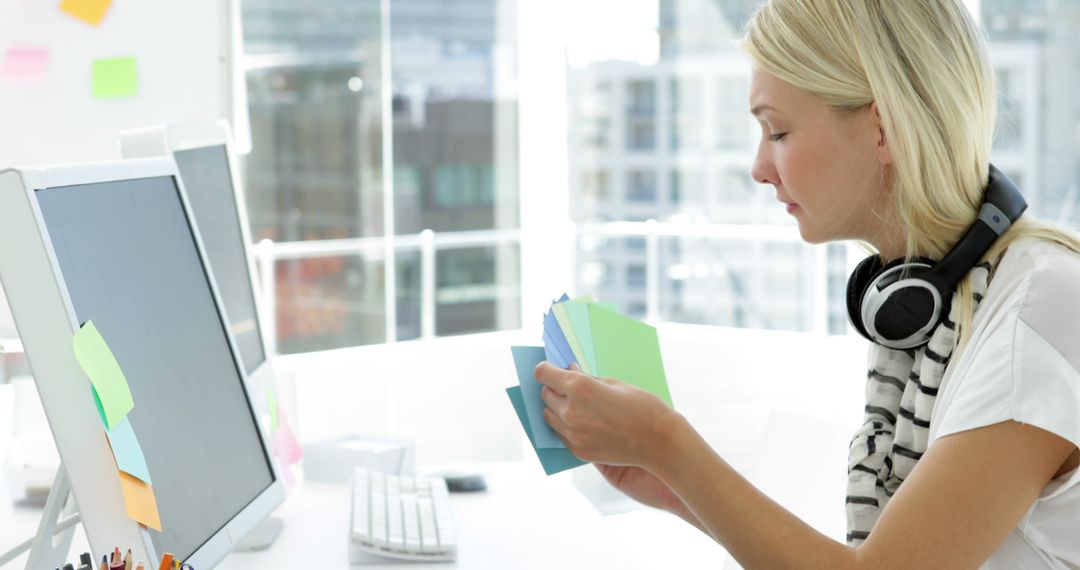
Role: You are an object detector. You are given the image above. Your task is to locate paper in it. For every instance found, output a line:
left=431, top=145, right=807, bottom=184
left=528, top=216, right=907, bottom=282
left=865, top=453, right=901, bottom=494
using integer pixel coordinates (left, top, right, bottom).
left=118, top=471, right=161, bottom=531
left=0, top=47, right=49, bottom=86
left=73, top=321, right=134, bottom=430
left=60, top=0, right=113, bottom=26
left=512, top=346, right=563, bottom=449
left=552, top=302, right=587, bottom=366
left=274, top=411, right=303, bottom=465
left=589, top=305, right=673, bottom=407
left=92, top=56, right=138, bottom=99
left=543, top=309, right=574, bottom=368
left=563, top=300, right=597, bottom=374
left=542, top=329, right=568, bottom=369
left=106, top=417, right=152, bottom=485
left=506, top=386, right=586, bottom=476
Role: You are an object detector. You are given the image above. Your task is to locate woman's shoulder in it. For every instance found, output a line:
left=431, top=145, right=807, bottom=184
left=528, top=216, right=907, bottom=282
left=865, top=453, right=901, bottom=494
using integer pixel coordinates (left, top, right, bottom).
left=989, top=236, right=1080, bottom=297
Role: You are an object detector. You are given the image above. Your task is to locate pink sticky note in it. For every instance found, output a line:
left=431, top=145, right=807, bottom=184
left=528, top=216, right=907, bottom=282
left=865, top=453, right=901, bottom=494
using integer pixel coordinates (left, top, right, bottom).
left=0, top=46, right=49, bottom=86
left=274, top=412, right=303, bottom=465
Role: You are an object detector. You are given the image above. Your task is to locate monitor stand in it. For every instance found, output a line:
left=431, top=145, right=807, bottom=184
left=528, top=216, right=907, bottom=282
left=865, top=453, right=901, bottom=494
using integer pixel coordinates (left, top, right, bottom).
left=232, top=516, right=284, bottom=551
left=0, top=464, right=81, bottom=570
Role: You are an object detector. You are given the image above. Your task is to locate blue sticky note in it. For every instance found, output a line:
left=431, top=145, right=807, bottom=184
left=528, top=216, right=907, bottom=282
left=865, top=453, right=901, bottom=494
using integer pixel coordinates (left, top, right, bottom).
left=506, top=386, right=586, bottom=475
left=544, top=308, right=576, bottom=368
left=106, top=417, right=152, bottom=485
left=512, top=346, right=565, bottom=449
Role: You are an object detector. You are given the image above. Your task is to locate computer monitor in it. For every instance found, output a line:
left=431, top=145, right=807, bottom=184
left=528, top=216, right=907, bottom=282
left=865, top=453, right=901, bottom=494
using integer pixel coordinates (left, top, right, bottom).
left=120, top=122, right=274, bottom=391
left=0, top=288, right=15, bottom=340
left=0, top=158, right=285, bottom=566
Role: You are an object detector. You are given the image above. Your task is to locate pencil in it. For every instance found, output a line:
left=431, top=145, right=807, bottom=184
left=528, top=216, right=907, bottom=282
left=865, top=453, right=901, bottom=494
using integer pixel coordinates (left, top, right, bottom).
left=157, top=554, right=173, bottom=570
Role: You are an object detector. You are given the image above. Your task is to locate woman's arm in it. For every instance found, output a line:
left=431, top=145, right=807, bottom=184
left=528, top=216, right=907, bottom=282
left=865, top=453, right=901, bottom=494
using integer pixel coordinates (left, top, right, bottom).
left=536, top=363, right=1076, bottom=569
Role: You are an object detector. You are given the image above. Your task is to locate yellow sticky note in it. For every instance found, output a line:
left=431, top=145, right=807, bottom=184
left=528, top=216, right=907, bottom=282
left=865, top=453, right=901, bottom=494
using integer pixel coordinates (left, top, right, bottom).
left=73, top=320, right=134, bottom=430
left=60, top=0, right=113, bottom=26
left=119, top=471, right=161, bottom=532
left=91, top=56, right=138, bottom=99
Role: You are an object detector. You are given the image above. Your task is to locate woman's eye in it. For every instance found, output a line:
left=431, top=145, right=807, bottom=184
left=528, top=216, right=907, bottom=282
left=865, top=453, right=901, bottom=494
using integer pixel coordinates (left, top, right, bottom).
left=769, top=132, right=787, bottom=142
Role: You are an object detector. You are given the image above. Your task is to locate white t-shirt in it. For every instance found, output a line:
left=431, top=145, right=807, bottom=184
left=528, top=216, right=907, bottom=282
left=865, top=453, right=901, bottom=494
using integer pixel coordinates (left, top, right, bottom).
left=929, top=237, right=1080, bottom=569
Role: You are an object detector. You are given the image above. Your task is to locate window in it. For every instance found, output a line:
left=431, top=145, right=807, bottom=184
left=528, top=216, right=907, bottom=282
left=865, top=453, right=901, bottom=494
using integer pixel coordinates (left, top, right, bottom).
left=241, top=0, right=521, bottom=354
left=627, top=170, right=658, bottom=203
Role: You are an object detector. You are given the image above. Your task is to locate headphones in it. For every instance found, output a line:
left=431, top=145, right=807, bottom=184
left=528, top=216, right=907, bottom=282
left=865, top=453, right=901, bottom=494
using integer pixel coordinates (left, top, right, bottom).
left=846, top=164, right=1027, bottom=349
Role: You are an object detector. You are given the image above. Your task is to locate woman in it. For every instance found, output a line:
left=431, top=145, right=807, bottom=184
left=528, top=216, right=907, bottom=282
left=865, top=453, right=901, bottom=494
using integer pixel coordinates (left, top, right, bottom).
left=535, top=1, right=1080, bottom=567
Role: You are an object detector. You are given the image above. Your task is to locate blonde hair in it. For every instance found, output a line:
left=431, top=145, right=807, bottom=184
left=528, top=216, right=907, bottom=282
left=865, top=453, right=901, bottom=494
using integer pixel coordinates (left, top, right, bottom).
left=741, top=0, right=1080, bottom=353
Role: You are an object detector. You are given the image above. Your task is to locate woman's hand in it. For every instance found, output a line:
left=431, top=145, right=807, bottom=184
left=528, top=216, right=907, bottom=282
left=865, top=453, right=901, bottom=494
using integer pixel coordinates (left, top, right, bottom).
left=533, top=361, right=681, bottom=471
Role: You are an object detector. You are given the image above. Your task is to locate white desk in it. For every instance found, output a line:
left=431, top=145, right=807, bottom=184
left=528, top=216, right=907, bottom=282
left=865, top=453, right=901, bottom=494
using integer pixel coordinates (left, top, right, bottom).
left=2, top=463, right=649, bottom=569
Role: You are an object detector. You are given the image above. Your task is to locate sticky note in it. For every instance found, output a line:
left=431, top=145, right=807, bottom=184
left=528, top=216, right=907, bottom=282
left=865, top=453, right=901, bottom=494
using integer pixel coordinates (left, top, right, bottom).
left=118, top=471, right=161, bottom=531
left=274, top=411, right=303, bottom=465
left=512, top=346, right=563, bottom=449
left=266, top=389, right=279, bottom=432
left=60, top=0, right=113, bottom=26
left=552, top=302, right=587, bottom=366
left=0, top=47, right=49, bottom=86
left=105, top=417, right=152, bottom=485
left=73, top=321, right=134, bottom=430
left=589, top=305, right=673, bottom=407
left=506, top=386, right=586, bottom=476
left=92, top=56, right=138, bottom=99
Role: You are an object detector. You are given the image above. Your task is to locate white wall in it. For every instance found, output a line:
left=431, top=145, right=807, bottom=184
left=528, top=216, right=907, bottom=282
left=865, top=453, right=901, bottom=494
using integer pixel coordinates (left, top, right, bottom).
left=0, top=0, right=239, bottom=168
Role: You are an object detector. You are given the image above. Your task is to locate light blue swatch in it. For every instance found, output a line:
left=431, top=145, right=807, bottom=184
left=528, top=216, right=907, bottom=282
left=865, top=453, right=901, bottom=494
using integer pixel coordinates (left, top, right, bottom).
left=106, top=416, right=152, bottom=485
left=506, top=386, right=586, bottom=475
left=512, top=346, right=565, bottom=449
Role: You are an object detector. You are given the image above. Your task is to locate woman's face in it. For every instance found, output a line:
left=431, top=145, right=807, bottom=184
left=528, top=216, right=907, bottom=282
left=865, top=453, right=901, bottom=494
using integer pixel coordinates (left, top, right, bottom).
left=749, top=68, right=902, bottom=257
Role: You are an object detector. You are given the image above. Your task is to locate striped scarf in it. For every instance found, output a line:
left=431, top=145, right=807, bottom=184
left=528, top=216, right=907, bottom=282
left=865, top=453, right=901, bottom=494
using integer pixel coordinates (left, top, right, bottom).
left=845, top=259, right=996, bottom=545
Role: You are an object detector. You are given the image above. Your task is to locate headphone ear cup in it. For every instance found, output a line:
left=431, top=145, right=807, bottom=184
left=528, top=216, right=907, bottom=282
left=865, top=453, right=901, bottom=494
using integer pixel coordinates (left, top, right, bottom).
left=846, top=255, right=885, bottom=341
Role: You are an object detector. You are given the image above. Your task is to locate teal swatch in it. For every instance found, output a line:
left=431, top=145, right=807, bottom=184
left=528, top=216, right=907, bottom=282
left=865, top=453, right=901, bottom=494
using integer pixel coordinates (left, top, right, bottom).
left=506, top=386, right=586, bottom=475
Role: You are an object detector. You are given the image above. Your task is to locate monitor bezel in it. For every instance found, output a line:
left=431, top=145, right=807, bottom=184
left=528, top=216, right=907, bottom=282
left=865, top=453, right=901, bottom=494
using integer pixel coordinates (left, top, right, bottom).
left=0, top=158, right=285, bottom=566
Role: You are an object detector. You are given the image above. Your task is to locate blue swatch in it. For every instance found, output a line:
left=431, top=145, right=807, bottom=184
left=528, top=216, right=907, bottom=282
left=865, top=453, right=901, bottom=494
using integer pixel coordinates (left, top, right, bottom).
left=512, top=346, right=565, bottom=449
left=506, top=386, right=586, bottom=475
left=543, top=308, right=576, bottom=368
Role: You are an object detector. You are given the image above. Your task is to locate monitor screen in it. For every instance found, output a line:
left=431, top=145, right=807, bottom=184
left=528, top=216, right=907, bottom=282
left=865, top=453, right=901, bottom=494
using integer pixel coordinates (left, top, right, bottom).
left=172, top=146, right=266, bottom=375
left=36, top=175, right=275, bottom=560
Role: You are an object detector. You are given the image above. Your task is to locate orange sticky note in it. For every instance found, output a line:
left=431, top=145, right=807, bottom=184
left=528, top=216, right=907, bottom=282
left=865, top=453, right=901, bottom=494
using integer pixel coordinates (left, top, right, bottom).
left=59, top=0, right=113, bottom=26
left=119, top=471, right=161, bottom=531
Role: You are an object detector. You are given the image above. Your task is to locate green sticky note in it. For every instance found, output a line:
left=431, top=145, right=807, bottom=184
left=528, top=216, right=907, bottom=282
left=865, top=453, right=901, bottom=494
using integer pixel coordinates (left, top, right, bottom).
left=73, top=320, right=134, bottom=430
left=92, top=56, right=137, bottom=99
left=563, top=300, right=597, bottom=374
left=589, top=305, right=673, bottom=408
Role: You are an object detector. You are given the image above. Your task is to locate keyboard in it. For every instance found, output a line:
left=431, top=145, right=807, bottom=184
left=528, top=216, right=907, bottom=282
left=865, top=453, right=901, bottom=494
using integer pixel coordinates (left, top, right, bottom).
left=349, top=467, right=458, bottom=563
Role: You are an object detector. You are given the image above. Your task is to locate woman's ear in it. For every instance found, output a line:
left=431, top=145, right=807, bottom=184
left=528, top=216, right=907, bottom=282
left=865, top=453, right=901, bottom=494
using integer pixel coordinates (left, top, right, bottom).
left=870, top=101, right=893, bottom=166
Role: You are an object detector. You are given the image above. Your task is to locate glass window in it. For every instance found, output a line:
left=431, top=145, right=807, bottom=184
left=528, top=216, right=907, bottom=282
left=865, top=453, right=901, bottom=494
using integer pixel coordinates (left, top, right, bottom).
left=241, top=0, right=521, bottom=353
left=627, top=170, right=658, bottom=203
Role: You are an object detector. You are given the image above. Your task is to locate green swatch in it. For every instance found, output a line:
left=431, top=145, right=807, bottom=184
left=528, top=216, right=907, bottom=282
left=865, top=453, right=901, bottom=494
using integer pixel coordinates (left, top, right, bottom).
left=589, top=305, right=673, bottom=408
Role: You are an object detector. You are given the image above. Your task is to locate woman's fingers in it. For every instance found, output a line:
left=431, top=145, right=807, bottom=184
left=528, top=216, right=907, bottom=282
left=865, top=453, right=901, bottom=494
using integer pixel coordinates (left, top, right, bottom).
left=540, top=385, right=568, bottom=416
left=543, top=406, right=571, bottom=438
left=534, top=361, right=578, bottom=394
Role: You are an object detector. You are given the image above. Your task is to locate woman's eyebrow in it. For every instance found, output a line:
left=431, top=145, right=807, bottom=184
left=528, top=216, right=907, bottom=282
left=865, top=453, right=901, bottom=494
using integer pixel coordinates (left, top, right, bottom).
left=750, top=104, right=779, bottom=117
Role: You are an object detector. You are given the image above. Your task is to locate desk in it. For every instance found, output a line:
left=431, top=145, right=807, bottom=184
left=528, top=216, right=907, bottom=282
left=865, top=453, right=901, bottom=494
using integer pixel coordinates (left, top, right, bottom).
left=221, top=463, right=647, bottom=569
left=2, top=463, right=649, bottom=569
